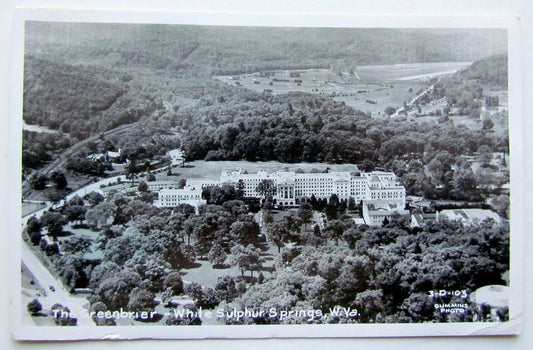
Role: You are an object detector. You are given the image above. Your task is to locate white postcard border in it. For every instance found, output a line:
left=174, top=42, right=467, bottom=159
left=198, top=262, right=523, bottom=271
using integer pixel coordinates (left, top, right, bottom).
left=8, top=8, right=524, bottom=341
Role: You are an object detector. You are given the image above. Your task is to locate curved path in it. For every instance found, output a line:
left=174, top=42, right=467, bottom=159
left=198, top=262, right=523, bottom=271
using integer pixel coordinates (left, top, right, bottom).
left=20, top=152, right=186, bottom=326
left=21, top=242, right=94, bottom=326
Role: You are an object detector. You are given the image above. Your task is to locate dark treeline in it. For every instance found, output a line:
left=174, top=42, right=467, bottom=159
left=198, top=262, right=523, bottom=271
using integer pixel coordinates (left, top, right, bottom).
left=177, top=90, right=501, bottom=164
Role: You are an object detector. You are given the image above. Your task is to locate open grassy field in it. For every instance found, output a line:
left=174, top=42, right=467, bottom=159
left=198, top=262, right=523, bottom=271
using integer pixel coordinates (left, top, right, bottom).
left=60, top=224, right=105, bottom=260
left=154, top=160, right=360, bottom=182
left=22, top=202, right=46, bottom=217
left=214, top=62, right=472, bottom=116
left=357, top=61, right=471, bottom=82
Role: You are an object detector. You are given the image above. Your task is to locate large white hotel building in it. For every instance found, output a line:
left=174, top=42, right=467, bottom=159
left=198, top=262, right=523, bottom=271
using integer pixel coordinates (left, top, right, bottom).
left=152, top=168, right=405, bottom=212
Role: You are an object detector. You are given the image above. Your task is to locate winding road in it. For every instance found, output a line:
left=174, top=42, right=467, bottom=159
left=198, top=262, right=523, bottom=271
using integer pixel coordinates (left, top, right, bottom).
left=20, top=151, right=186, bottom=326
left=391, top=84, right=435, bottom=118
left=22, top=121, right=141, bottom=197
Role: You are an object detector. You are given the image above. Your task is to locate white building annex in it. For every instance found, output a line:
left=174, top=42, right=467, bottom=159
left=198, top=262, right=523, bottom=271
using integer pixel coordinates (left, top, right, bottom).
left=152, top=168, right=406, bottom=215
left=436, top=208, right=501, bottom=226
left=362, top=200, right=410, bottom=226
left=152, top=186, right=206, bottom=211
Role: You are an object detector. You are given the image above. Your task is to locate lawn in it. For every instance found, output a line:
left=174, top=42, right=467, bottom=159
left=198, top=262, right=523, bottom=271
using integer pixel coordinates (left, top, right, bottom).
left=154, top=160, right=361, bottom=183
left=60, top=224, right=104, bottom=261
left=180, top=259, right=244, bottom=288
left=214, top=62, right=471, bottom=117
left=22, top=202, right=46, bottom=217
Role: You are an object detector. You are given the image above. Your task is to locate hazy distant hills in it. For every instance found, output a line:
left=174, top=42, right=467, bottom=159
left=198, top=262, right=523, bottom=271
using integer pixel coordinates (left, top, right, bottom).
left=22, top=23, right=508, bottom=147
left=25, top=23, right=507, bottom=74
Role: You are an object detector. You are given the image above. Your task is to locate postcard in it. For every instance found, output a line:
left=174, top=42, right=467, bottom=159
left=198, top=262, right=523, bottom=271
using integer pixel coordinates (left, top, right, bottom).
left=9, top=8, right=523, bottom=340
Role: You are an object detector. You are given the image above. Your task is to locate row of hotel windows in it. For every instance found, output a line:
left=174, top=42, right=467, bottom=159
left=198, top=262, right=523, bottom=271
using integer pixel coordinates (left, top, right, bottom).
left=162, top=195, right=201, bottom=200
left=236, top=179, right=388, bottom=188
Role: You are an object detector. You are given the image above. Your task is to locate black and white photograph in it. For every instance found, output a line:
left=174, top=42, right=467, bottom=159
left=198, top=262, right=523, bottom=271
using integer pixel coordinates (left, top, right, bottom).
left=9, top=8, right=524, bottom=341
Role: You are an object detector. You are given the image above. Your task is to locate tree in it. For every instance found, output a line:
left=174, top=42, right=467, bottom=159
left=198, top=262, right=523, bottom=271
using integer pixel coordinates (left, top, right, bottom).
left=192, top=223, right=215, bottom=259
left=26, top=216, right=42, bottom=245
left=255, top=179, right=277, bottom=208
left=228, top=244, right=262, bottom=277
left=29, top=229, right=42, bottom=246
left=313, top=224, right=321, bottom=237
left=427, top=151, right=454, bottom=186
left=45, top=189, right=65, bottom=207
left=342, top=227, right=363, bottom=249
left=490, top=194, right=510, bottom=219
left=138, top=180, right=148, bottom=193
left=310, top=194, right=318, bottom=209
left=236, top=179, right=245, bottom=199
left=298, top=204, right=313, bottom=231
left=185, top=282, right=204, bottom=302
left=360, top=159, right=376, bottom=172
left=26, top=215, right=42, bottom=234
left=96, top=269, right=142, bottom=310
left=50, top=304, right=77, bottom=326
left=125, top=159, right=138, bottom=185
left=208, top=243, right=227, bottom=267
left=27, top=299, right=42, bottom=315
left=384, top=106, right=396, bottom=116
left=84, top=191, right=104, bottom=207
left=215, top=276, right=238, bottom=302
left=267, top=221, right=290, bottom=253
left=400, top=293, right=437, bottom=322
left=40, top=211, right=67, bottom=240
left=482, top=118, right=494, bottom=131
left=353, top=290, right=384, bottom=322
left=325, top=203, right=338, bottom=220
left=202, top=185, right=238, bottom=205
left=63, top=204, right=87, bottom=225
left=229, top=219, right=260, bottom=246
left=85, top=205, right=109, bottom=229
left=178, top=244, right=196, bottom=267
left=57, top=255, right=89, bottom=289
left=146, top=172, right=156, bottom=182
left=348, top=197, right=356, bottom=211
left=451, top=166, right=480, bottom=201
left=30, top=173, right=48, bottom=190
left=324, top=220, right=346, bottom=245
left=163, top=271, right=184, bottom=295
left=478, top=145, right=493, bottom=166
left=90, top=301, right=116, bottom=326
left=196, top=287, right=220, bottom=309
left=61, top=235, right=93, bottom=256
left=45, top=243, right=60, bottom=256
left=223, top=200, right=248, bottom=217
left=127, top=287, right=155, bottom=316
left=50, top=171, right=68, bottom=190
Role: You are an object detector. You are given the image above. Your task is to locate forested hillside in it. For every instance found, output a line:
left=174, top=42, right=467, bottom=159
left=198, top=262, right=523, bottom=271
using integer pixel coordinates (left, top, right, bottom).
left=23, top=24, right=507, bottom=137
left=22, top=23, right=508, bottom=176
left=23, top=56, right=162, bottom=140
left=421, top=54, right=508, bottom=119
left=456, top=54, right=508, bottom=88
